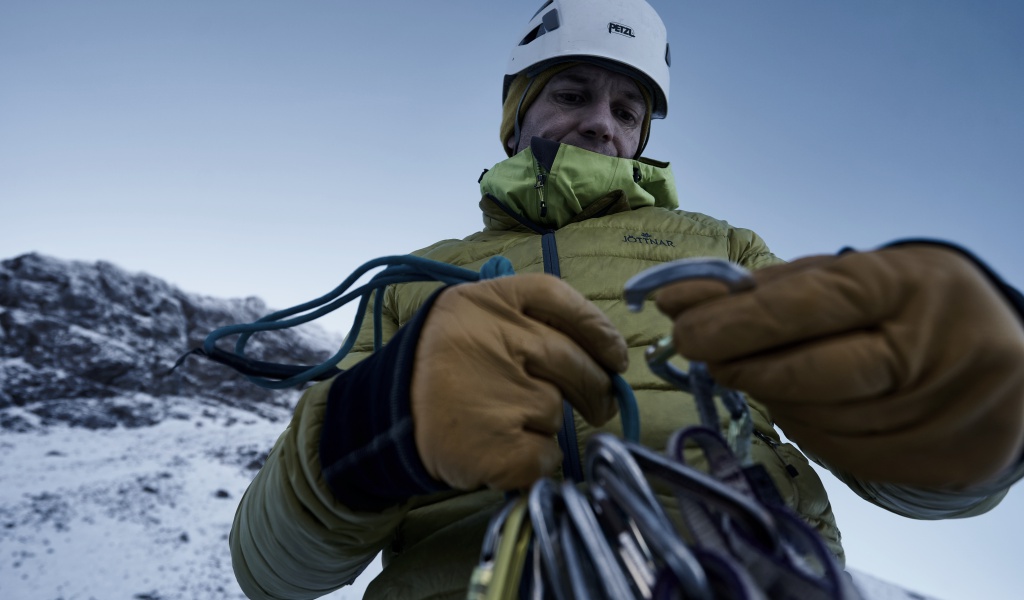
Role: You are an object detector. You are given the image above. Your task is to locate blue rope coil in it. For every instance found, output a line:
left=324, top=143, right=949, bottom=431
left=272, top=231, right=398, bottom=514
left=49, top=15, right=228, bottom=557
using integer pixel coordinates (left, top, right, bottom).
left=200, top=254, right=640, bottom=441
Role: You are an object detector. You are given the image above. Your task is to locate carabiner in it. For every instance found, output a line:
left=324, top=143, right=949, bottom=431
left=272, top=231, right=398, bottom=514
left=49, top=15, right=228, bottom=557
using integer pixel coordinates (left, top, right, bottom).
left=623, top=258, right=756, bottom=464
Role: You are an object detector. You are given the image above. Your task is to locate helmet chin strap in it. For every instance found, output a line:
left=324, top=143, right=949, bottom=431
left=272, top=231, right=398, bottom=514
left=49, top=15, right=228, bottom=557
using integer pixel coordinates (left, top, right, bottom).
left=634, top=129, right=650, bottom=159
left=511, top=76, right=537, bottom=154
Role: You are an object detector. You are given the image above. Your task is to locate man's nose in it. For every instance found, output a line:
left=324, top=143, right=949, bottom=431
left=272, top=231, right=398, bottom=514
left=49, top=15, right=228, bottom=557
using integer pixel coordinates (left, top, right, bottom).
left=577, top=103, right=616, bottom=140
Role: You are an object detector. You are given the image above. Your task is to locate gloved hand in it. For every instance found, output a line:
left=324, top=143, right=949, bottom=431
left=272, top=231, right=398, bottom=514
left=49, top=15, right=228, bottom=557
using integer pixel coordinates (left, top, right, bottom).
left=655, top=244, right=1024, bottom=488
left=411, top=273, right=628, bottom=491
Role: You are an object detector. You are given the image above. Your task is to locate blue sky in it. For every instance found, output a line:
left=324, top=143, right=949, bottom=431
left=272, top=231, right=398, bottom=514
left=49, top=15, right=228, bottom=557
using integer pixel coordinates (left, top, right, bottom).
left=2, top=1, right=1023, bottom=598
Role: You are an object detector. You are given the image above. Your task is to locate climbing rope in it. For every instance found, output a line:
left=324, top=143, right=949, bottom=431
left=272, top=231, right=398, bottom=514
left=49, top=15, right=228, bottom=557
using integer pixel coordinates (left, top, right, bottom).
left=186, top=254, right=640, bottom=442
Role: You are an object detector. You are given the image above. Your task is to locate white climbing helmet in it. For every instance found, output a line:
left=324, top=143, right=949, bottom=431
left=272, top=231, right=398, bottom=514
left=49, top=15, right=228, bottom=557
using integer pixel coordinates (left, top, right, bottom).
left=504, top=0, right=671, bottom=119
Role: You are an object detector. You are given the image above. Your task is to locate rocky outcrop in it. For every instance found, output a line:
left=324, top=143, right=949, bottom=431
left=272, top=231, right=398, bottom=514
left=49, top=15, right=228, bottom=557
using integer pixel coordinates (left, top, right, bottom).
left=0, top=253, right=340, bottom=430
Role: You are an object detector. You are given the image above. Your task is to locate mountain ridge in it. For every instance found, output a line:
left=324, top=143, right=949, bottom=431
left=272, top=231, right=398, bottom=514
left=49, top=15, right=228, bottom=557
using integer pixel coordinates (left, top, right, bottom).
left=0, top=252, right=340, bottom=431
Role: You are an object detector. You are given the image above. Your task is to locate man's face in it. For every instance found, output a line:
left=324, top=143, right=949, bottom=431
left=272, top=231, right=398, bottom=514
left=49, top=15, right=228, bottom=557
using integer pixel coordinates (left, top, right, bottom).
left=508, top=64, right=646, bottom=159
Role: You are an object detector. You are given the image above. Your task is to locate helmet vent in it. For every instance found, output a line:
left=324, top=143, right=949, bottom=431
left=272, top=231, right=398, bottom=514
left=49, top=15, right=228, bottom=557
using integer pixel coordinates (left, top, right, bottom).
left=518, top=8, right=560, bottom=46
left=530, top=0, right=554, bottom=20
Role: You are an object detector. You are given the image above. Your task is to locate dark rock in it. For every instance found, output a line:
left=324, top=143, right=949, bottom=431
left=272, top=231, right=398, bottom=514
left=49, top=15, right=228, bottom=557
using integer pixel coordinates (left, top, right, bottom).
left=0, top=253, right=340, bottom=430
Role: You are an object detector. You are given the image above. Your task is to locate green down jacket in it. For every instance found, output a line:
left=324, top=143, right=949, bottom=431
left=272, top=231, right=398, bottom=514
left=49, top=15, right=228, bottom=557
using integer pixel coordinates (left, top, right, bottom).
left=230, top=143, right=844, bottom=600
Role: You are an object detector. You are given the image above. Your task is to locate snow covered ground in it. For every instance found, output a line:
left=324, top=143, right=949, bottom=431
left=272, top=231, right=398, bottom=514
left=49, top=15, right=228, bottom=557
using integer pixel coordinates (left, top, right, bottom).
left=0, top=396, right=376, bottom=600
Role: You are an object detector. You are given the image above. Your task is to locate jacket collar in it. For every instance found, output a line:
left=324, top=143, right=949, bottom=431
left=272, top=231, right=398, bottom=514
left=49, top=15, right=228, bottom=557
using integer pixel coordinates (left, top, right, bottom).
left=478, top=138, right=679, bottom=232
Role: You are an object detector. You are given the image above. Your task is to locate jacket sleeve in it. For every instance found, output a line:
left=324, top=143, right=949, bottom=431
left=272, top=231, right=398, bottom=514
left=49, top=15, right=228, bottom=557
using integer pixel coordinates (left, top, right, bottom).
left=230, top=287, right=440, bottom=599
left=230, top=380, right=410, bottom=599
left=727, top=226, right=786, bottom=271
left=817, top=461, right=1021, bottom=519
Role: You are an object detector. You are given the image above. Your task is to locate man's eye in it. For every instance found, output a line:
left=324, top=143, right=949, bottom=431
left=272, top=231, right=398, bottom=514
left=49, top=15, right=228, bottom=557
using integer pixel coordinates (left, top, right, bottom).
left=555, top=92, right=584, bottom=104
left=616, top=109, right=638, bottom=124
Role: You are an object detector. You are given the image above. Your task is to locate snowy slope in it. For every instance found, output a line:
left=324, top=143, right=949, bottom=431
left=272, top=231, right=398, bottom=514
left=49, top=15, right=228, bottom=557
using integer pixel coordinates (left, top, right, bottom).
left=0, top=397, right=378, bottom=599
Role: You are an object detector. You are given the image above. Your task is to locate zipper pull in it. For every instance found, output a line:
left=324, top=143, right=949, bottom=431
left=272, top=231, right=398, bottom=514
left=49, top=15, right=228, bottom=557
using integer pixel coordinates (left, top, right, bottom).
left=753, top=430, right=780, bottom=448
left=535, top=173, right=547, bottom=217
left=753, top=430, right=800, bottom=478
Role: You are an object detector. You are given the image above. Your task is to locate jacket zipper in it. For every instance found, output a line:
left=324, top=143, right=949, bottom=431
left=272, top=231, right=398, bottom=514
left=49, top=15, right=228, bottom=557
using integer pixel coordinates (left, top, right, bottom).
left=540, top=229, right=583, bottom=482
left=534, top=164, right=548, bottom=218
left=484, top=177, right=582, bottom=481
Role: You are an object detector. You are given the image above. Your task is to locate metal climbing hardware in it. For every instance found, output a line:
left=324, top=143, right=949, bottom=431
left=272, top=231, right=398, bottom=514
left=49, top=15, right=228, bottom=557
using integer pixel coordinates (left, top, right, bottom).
left=472, top=257, right=863, bottom=599
left=624, top=257, right=757, bottom=464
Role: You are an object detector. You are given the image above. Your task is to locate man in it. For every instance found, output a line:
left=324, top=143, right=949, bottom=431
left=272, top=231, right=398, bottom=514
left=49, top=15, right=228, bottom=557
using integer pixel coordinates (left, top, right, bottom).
left=229, top=1, right=1024, bottom=598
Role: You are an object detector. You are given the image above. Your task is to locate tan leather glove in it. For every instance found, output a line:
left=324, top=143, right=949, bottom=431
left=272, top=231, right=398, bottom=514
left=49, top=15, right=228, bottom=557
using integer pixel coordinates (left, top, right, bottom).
left=411, top=273, right=628, bottom=491
left=655, top=244, right=1024, bottom=488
